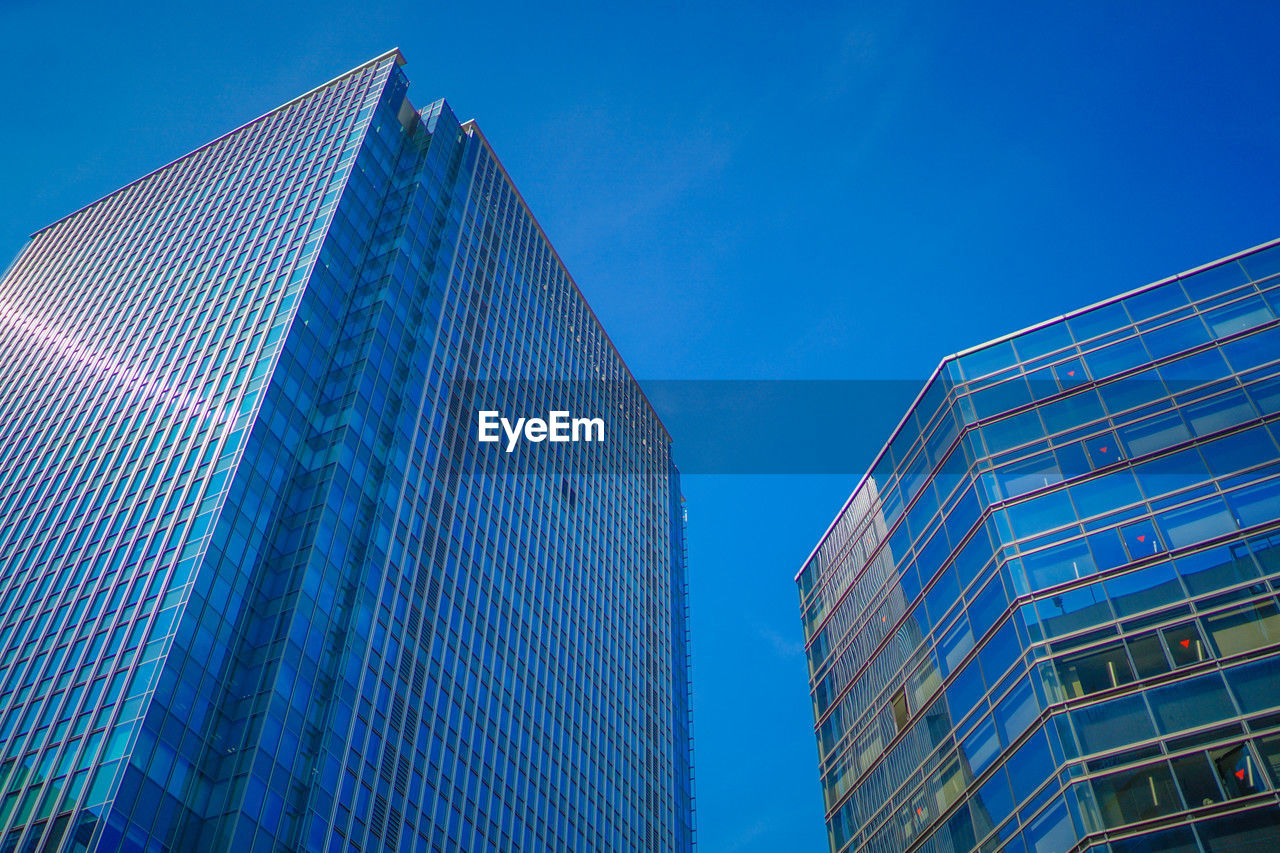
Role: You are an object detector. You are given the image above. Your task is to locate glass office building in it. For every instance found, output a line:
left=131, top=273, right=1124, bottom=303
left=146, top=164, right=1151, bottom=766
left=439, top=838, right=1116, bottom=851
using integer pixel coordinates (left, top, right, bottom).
left=798, top=240, right=1280, bottom=853
left=0, top=50, right=693, bottom=852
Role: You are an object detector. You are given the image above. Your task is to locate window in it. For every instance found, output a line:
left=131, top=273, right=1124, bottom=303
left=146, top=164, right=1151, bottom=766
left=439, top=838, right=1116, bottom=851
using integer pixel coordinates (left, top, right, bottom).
left=1156, top=498, right=1237, bottom=551
left=1120, top=410, right=1191, bottom=457
left=1172, top=751, right=1224, bottom=808
left=1175, top=545, right=1259, bottom=596
left=1055, top=643, right=1135, bottom=699
left=1206, top=602, right=1280, bottom=658
left=1224, top=656, right=1280, bottom=714
left=1162, top=622, right=1210, bottom=668
left=1229, top=478, right=1280, bottom=530
left=1205, top=297, right=1274, bottom=339
left=1070, top=470, right=1142, bottom=520
left=1072, top=693, right=1155, bottom=755
left=1147, top=673, right=1233, bottom=735
left=1105, top=562, right=1184, bottom=617
left=994, top=678, right=1038, bottom=744
left=1184, top=389, right=1256, bottom=437
left=1211, top=743, right=1265, bottom=798
left=891, top=688, right=910, bottom=734
left=961, top=715, right=1000, bottom=776
left=1140, top=315, right=1211, bottom=360
left=1022, top=539, right=1093, bottom=591
left=1037, top=584, right=1112, bottom=638
left=1084, top=431, right=1124, bottom=469
left=1091, top=762, right=1180, bottom=827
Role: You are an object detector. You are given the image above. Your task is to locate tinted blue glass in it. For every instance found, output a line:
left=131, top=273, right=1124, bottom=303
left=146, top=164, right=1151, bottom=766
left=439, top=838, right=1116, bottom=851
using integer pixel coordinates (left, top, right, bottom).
left=1022, top=796, right=1075, bottom=853
left=947, top=658, right=986, bottom=722
left=801, top=240, right=1280, bottom=851
left=1072, top=694, right=1155, bottom=754
left=1123, top=281, right=1190, bottom=324
left=1147, top=673, right=1235, bottom=734
left=1070, top=471, right=1143, bottom=519
left=0, top=53, right=691, bottom=853
left=1179, top=261, right=1251, bottom=302
left=1013, top=322, right=1073, bottom=361
left=1104, top=562, right=1184, bottom=617
left=1224, top=655, right=1280, bottom=714
left=1069, top=303, right=1131, bottom=344
left=975, top=767, right=1015, bottom=829
left=1140, top=315, right=1211, bottom=360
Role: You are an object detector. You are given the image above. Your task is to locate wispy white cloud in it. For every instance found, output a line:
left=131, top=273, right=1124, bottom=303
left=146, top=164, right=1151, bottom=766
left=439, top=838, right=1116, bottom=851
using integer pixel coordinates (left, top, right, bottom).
left=756, top=623, right=805, bottom=658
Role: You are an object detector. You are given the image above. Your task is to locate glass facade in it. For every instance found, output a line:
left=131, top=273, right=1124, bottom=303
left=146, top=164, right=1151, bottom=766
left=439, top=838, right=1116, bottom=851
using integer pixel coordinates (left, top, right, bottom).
left=0, top=51, right=693, bottom=852
left=798, top=240, right=1280, bottom=852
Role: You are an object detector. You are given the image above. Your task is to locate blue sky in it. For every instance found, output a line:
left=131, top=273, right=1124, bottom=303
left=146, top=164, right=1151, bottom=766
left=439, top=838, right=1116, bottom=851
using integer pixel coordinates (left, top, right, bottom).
left=3, top=1, right=1280, bottom=849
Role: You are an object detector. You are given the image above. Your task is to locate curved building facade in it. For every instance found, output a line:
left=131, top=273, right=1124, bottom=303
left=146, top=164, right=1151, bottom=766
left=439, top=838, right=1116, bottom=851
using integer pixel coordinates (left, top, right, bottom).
left=799, top=240, right=1280, bottom=852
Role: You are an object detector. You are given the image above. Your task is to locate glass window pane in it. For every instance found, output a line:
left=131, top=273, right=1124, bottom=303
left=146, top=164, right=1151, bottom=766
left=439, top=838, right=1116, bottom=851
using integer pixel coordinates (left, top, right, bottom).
left=972, top=378, right=1034, bottom=422
left=1221, top=325, right=1280, bottom=373
left=1091, top=762, right=1180, bottom=827
left=976, top=767, right=1015, bottom=830
left=1180, top=261, right=1250, bottom=302
left=1069, top=303, right=1131, bottom=344
left=1155, top=498, right=1238, bottom=551
left=1007, top=490, right=1077, bottom=540
left=1022, top=795, right=1075, bottom=853
left=1125, top=282, right=1189, bottom=323
left=1070, top=471, right=1143, bottom=520
left=1041, top=390, right=1104, bottom=434
left=1140, top=315, right=1211, bottom=360
left=1224, top=655, right=1280, bottom=714
left=1228, top=478, right=1280, bottom=530
left=1105, top=562, right=1184, bottom=617
left=1132, top=447, right=1209, bottom=498
left=1110, top=825, right=1198, bottom=853
left=1195, top=804, right=1280, bottom=853
left=959, top=340, right=1018, bottom=381
left=1204, top=296, right=1274, bottom=339
left=1038, top=583, right=1112, bottom=638
left=1162, top=622, right=1211, bottom=668
left=1210, top=743, right=1266, bottom=798
left=1200, top=425, right=1276, bottom=478
left=995, top=451, right=1063, bottom=501
left=1087, top=528, right=1129, bottom=572
left=939, top=614, right=975, bottom=675
left=1023, top=539, right=1094, bottom=592
left=1183, top=389, right=1256, bottom=436
left=978, top=620, right=1020, bottom=686
left=1100, top=368, right=1168, bottom=414
left=967, top=576, right=1008, bottom=636
left=1127, top=633, right=1171, bottom=678
left=1054, top=642, right=1135, bottom=699
left=1072, top=693, right=1155, bottom=755
left=1084, top=431, right=1125, bottom=470
left=1254, top=733, right=1280, bottom=787
left=944, top=802, right=976, bottom=852
left=1120, top=518, right=1163, bottom=561
left=1161, top=346, right=1231, bottom=387
left=1172, top=752, right=1224, bottom=808
left=1205, top=602, right=1280, bottom=658
left=1241, top=245, right=1280, bottom=281
left=995, top=678, right=1038, bottom=745
left=1146, top=673, right=1233, bottom=735
left=1120, top=410, right=1191, bottom=457
left=1014, top=322, right=1074, bottom=362
left=1174, top=545, right=1259, bottom=596
left=961, top=714, right=1000, bottom=777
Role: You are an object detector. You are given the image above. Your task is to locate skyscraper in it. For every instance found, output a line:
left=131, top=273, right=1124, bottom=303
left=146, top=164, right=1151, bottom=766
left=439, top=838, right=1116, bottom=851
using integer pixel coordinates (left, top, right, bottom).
left=0, top=50, right=693, bottom=852
left=798, top=240, right=1280, bottom=852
